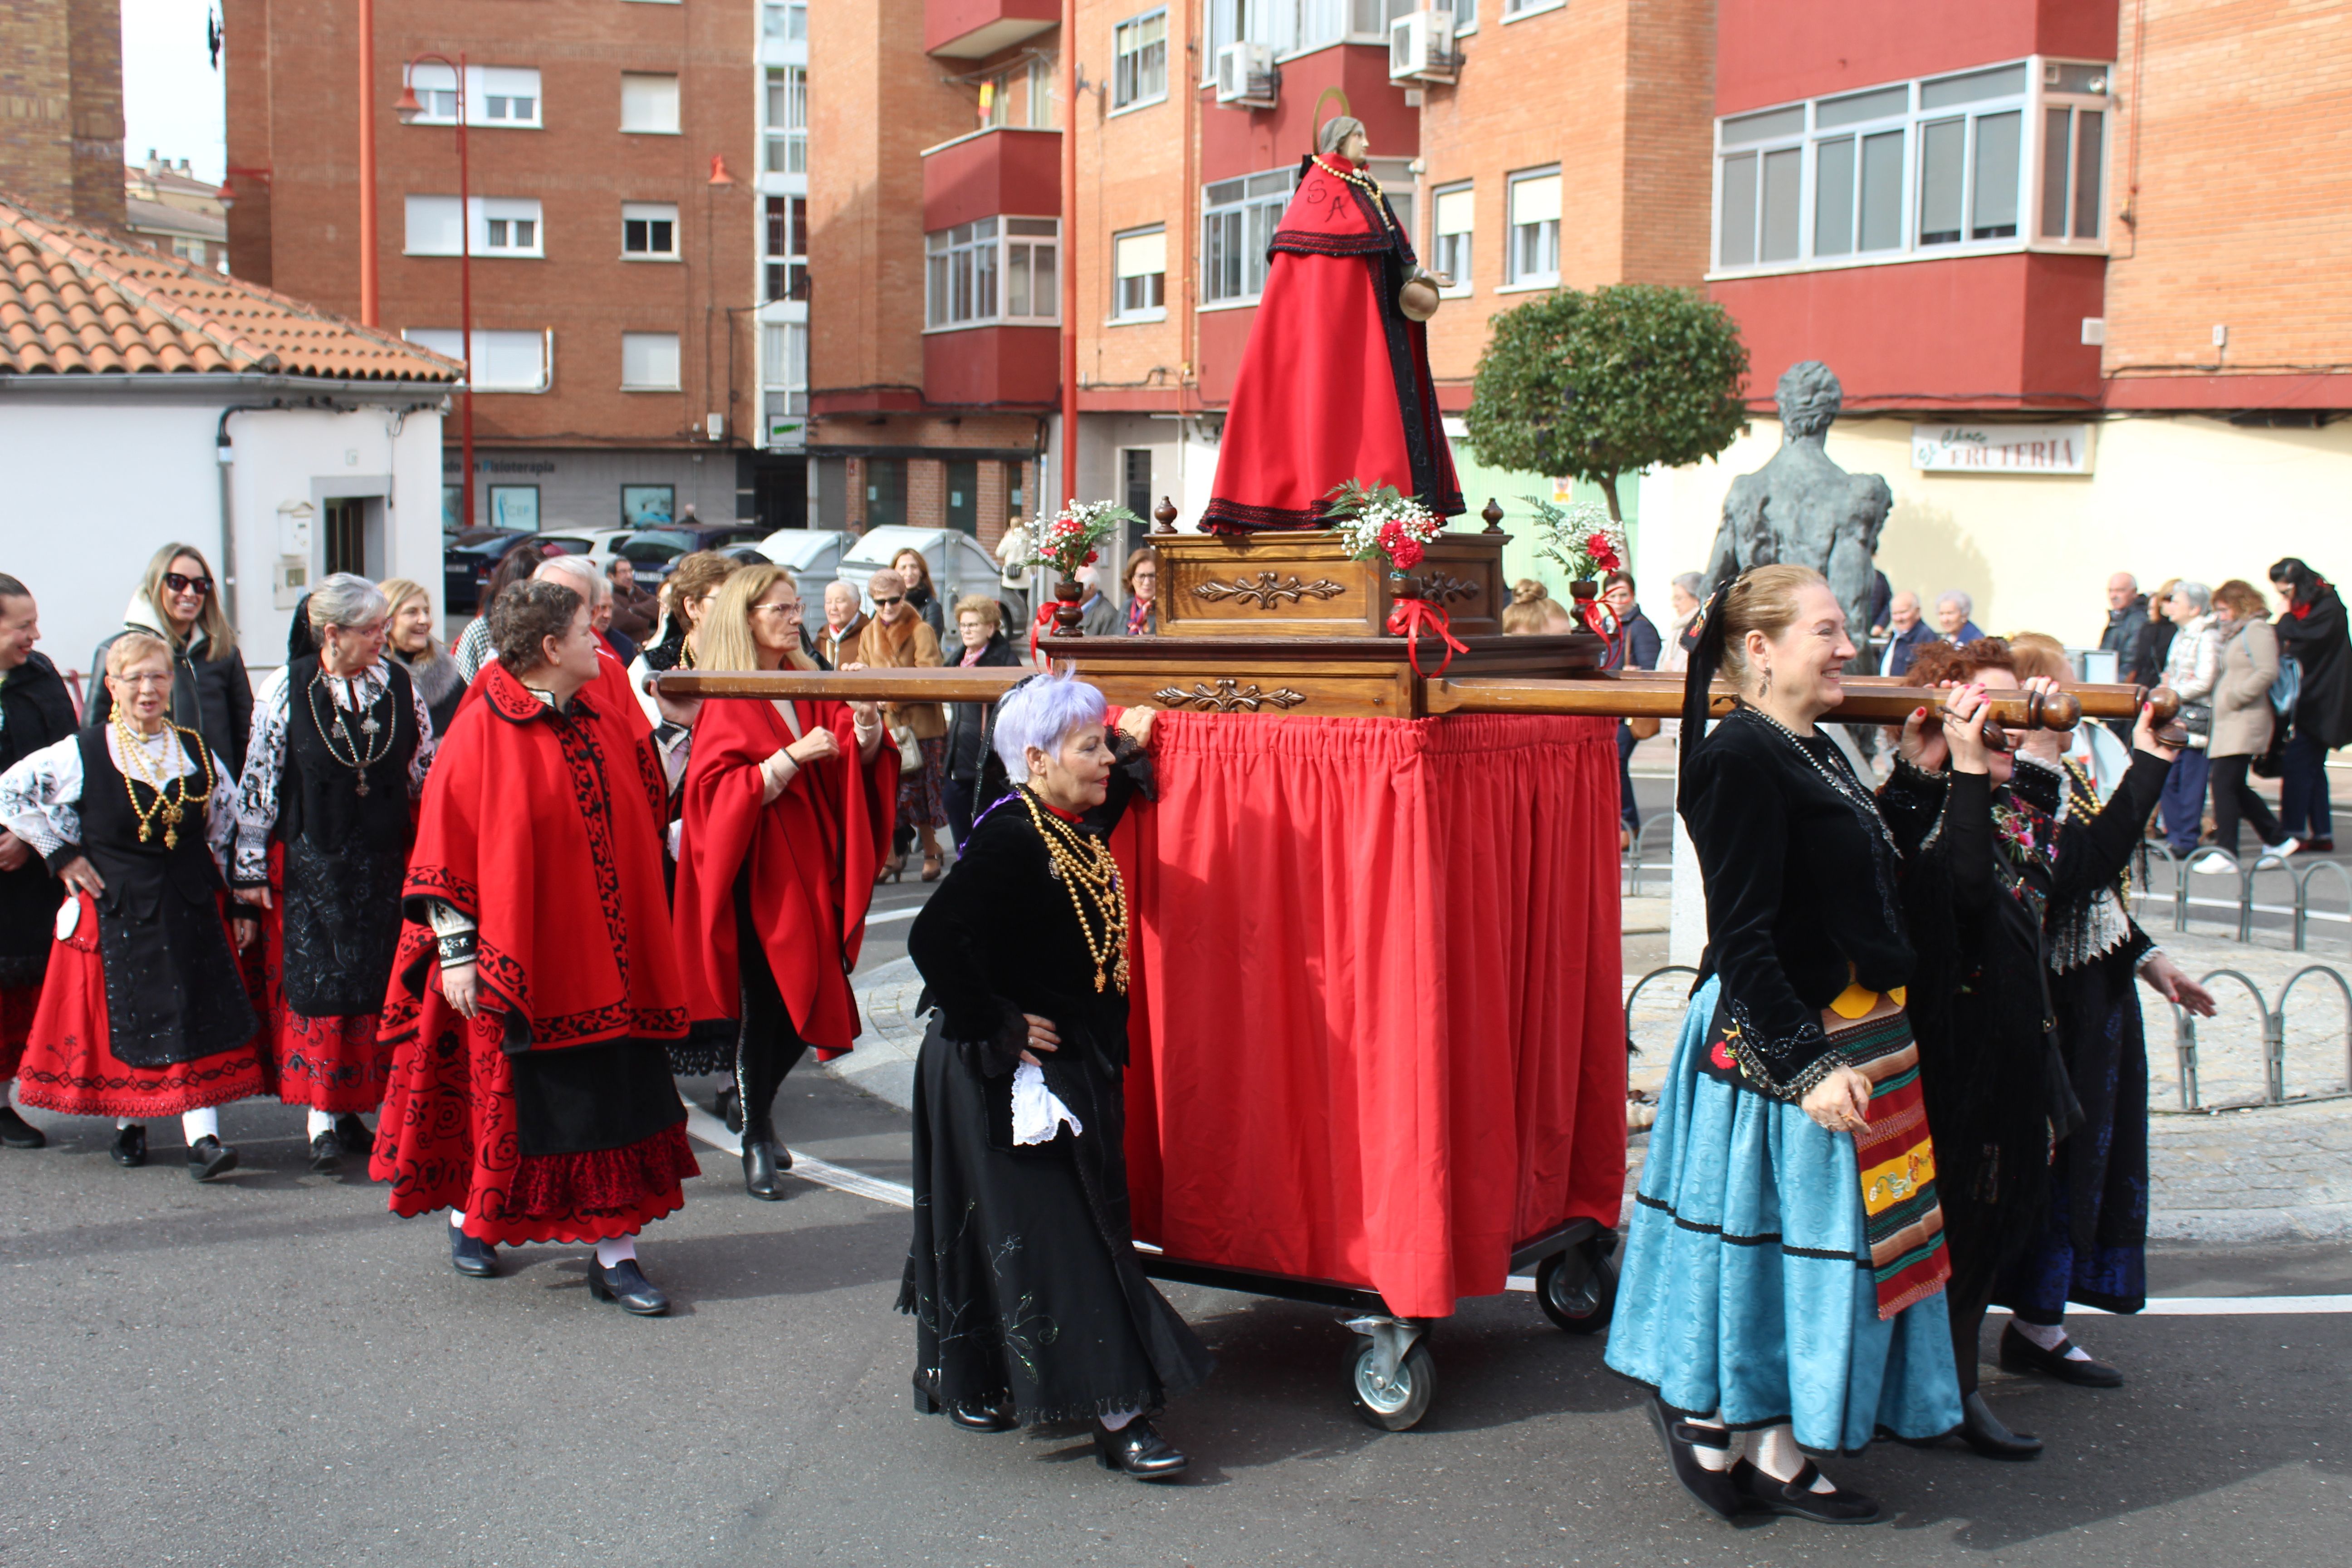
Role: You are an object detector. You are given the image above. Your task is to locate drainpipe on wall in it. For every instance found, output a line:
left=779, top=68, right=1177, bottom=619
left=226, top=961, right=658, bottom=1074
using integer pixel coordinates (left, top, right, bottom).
left=215, top=401, right=284, bottom=631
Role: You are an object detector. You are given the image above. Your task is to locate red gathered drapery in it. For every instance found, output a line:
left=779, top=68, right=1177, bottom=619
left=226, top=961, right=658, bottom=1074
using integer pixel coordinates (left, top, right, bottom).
left=1116, top=711, right=1626, bottom=1319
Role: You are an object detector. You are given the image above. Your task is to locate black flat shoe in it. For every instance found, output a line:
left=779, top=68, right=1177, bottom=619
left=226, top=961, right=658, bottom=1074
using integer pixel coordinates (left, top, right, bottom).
left=187, top=1135, right=238, bottom=1181
left=1730, top=1458, right=1880, bottom=1524
left=1094, top=1418, right=1187, bottom=1480
left=449, top=1227, right=500, bottom=1278
left=949, top=1401, right=1019, bottom=1433
left=111, top=1123, right=147, bottom=1167
left=1999, top=1323, right=2123, bottom=1388
left=588, top=1257, right=670, bottom=1316
left=333, top=1114, right=374, bottom=1161
left=0, top=1105, right=45, bottom=1149
left=1646, top=1398, right=1744, bottom=1522
left=308, top=1130, right=343, bottom=1174
left=1958, top=1389, right=2043, bottom=1459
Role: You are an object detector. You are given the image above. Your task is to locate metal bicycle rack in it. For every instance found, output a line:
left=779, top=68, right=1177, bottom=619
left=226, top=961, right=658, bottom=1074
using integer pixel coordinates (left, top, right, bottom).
left=2169, top=964, right=2352, bottom=1112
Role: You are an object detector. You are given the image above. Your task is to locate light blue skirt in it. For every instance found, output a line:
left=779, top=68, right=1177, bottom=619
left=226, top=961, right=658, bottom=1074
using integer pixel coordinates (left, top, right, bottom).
left=1604, top=977, right=1961, bottom=1453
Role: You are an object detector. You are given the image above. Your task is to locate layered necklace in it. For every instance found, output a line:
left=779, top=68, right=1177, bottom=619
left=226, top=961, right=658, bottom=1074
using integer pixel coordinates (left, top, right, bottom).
left=1312, top=155, right=1394, bottom=232
left=1019, top=788, right=1130, bottom=994
left=308, top=667, right=393, bottom=798
left=112, top=711, right=210, bottom=849
left=1735, top=701, right=1901, bottom=857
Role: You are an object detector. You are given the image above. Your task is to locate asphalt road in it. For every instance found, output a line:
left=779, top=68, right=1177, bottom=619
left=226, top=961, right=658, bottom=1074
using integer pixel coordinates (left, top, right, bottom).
left=5, top=876, right=2349, bottom=1567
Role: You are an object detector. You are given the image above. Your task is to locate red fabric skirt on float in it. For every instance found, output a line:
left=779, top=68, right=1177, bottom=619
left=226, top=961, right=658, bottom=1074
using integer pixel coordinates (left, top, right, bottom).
left=243, top=847, right=397, bottom=1113
left=368, top=984, right=701, bottom=1247
left=15, top=892, right=270, bottom=1119
left=1115, top=712, right=1627, bottom=1320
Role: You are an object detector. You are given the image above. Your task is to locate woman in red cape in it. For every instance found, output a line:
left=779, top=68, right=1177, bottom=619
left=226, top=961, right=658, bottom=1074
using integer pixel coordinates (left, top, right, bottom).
left=371, top=580, right=698, bottom=1316
left=674, top=565, right=897, bottom=1199
left=1202, top=116, right=1462, bottom=532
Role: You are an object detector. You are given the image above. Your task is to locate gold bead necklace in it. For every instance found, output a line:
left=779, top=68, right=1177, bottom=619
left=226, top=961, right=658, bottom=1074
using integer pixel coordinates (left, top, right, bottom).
left=1312, top=155, right=1394, bottom=232
left=1019, top=787, right=1130, bottom=994
left=111, top=712, right=211, bottom=850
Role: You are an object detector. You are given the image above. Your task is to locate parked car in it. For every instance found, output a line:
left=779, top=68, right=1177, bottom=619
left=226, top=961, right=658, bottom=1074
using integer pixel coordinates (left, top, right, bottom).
left=620, top=524, right=771, bottom=584
left=443, top=529, right=531, bottom=614
left=522, top=528, right=635, bottom=569
left=838, top=526, right=1007, bottom=622
left=755, top=529, right=852, bottom=631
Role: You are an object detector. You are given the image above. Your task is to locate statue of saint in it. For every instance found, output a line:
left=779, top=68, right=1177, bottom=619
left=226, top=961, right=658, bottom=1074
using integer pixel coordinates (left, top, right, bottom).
left=1704, top=362, right=1891, bottom=669
left=1202, top=117, right=1462, bottom=532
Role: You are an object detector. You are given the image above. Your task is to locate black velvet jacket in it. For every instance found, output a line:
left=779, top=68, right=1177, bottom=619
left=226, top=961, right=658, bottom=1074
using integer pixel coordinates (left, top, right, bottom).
left=908, top=733, right=1152, bottom=1073
left=1681, top=706, right=1913, bottom=1098
left=0, top=652, right=75, bottom=985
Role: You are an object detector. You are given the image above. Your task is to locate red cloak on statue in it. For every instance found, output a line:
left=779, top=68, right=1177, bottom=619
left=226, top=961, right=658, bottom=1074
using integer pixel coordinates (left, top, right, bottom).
left=370, top=660, right=697, bottom=1245
left=672, top=695, right=899, bottom=1057
left=1203, top=154, right=1463, bottom=532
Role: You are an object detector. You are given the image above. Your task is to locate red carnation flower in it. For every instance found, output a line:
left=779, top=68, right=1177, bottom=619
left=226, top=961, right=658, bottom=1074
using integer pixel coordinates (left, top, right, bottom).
left=1586, top=533, right=1621, bottom=571
left=1084, top=549, right=1099, bottom=565
left=1389, top=537, right=1426, bottom=570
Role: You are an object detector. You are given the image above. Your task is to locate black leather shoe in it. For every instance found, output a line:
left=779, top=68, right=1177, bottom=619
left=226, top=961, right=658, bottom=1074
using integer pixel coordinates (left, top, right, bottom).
left=449, top=1226, right=500, bottom=1278
left=333, top=1114, right=374, bottom=1161
left=743, top=1140, right=788, bottom=1200
left=1958, top=1390, right=2043, bottom=1459
left=110, top=1123, right=147, bottom=1167
left=308, top=1130, right=343, bottom=1174
left=588, top=1256, right=670, bottom=1316
left=187, top=1135, right=238, bottom=1181
left=1646, top=1398, right=1745, bottom=1521
left=0, top=1105, right=45, bottom=1149
left=1730, top=1458, right=1881, bottom=1524
left=1999, top=1323, right=2123, bottom=1388
left=1094, top=1418, right=1188, bottom=1480
left=949, top=1401, right=1019, bottom=1433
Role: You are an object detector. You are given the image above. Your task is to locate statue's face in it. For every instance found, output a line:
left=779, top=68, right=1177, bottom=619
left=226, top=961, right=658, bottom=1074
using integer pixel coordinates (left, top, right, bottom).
left=1341, top=127, right=1369, bottom=163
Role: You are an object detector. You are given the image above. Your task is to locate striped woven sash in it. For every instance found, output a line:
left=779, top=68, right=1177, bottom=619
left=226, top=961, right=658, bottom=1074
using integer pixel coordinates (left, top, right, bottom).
left=1828, top=986, right=1952, bottom=1320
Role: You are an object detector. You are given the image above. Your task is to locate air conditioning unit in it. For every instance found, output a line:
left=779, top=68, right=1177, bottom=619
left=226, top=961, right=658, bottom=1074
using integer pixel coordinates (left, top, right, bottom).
left=1215, top=41, right=1278, bottom=108
left=1389, top=11, right=1457, bottom=84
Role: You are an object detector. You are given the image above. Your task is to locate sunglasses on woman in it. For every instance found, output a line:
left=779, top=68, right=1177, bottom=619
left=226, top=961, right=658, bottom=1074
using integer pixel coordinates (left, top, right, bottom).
left=162, top=572, right=214, bottom=595
left=871, top=594, right=905, bottom=606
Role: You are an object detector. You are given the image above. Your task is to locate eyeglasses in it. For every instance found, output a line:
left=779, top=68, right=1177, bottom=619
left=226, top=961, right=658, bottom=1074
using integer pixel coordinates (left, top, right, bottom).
left=752, top=602, right=803, bottom=617
left=114, top=672, right=173, bottom=687
left=161, top=572, right=214, bottom=596
left=871, top=594, right=905, bottom=606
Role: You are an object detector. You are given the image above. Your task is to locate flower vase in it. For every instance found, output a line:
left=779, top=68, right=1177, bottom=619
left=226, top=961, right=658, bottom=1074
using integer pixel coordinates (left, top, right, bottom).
left=1569, top=579, right=1598, bottom=603
left=1049, top=574, right=1085, bottom=637
left=1387, top=568, right=1426, bottom=608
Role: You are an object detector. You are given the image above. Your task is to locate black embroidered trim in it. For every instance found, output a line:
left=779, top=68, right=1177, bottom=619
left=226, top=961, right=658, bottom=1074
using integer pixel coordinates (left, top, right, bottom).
left=1634, top=1193, right=1868, bottom=1265
left=1269, top=227, right=1393, bottom=257
left=437, top=931, right=478, bottom=963
left=1198, top=497, right=1333, bottom=531
left=402, top=864, right=481, bottom=919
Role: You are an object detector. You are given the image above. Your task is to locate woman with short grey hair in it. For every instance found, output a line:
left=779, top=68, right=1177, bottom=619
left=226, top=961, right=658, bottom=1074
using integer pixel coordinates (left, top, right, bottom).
left=2155, top=580, right=2221, bottom=855
left=230, top=572, right=436, bottom=1172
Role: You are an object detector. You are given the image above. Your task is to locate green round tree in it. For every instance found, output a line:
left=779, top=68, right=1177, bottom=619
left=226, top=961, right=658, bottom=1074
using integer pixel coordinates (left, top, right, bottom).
left=1464, top=283, right=1751, bottom=524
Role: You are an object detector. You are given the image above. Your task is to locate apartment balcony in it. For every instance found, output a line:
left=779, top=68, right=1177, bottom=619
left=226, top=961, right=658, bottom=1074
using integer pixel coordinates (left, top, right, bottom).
left=926, top=0, right=1058, bottom=60
left=925, top=325, right=1059, bottom=408
left=921, top=125, right=1060, bottom=232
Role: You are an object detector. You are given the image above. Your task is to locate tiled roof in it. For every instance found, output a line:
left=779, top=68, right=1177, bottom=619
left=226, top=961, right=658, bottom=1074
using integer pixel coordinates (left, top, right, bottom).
left=0, top=191, right=460, bottom=382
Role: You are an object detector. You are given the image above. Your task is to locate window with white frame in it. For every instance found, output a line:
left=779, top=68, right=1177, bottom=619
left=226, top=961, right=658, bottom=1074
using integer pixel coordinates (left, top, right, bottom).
left=1200, top=167, right=1295, bottom=305
left=925, top=218, right=1059, bottom=329
left=621, top=332, right=681, bottom=391
left=622, top=201, right=677, bottom=258
left=1203, top=0, right=1420, bottom=82
left=620, top=72, right=681, bottom=134
left=1504, top=0, right=1558, bottom=16
left=762, top=322, right=808, bottom=412
left=403, top=195, right=544, bottom=258
left=1505, top=167, right=1560, bottom=285
left=1714, top=57, right=2110, bottom=275
left=1431, top=181, right=1473, bottom=291
left=402, top=328, right=551, bottom=392
left=1113, top=11, right=1168, bottom=110
left=980, top=57, right=1054, bottom=129
left=1112, top=226, right=1166, bottom=320
left=765, top=67, right=807, bottom=173
left=764, top=195, right=808, bottom=301
left=1368, top=156, right=1414, bottom=240
left=762, top=0, right=807, bottom=41
left=402, top=64, right=542, bottom=127
left=1451, top=0, right=1478, bottom=30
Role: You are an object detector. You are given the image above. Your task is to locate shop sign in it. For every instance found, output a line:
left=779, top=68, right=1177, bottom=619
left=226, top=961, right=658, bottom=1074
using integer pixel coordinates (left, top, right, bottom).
left=766, top=414, right=807, bottom=450
left=1911, top=422, right=2093, bottom=475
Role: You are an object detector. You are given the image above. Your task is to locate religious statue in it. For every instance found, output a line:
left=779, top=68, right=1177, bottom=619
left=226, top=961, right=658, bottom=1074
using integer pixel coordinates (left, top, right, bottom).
left=1703, top=361, right=1891, bottom=669
left=1202, top=116, right=1463, bottom=533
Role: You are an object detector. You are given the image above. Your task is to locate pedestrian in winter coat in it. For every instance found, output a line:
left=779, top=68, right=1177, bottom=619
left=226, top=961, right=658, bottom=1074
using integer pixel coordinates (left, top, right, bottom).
left=85, top=542, right=254, bottom=777
left=2199, top=579, right=2293, bottom=867
left=2269, top=557, right=2352, bottom=851
left=2156, top=583, right=2221, bottom=856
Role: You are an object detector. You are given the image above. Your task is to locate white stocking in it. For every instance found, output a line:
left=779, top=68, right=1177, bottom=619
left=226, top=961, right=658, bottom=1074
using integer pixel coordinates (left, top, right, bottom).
left=1684, top=1412, right=1739, bottom=1473
left=306, top=1108, right=334, bottom=1139
left=2011, top=1314, right=2092, bottom=1360
left=180, top=1107, right=219, bottom=1144
left=1099, top=1408, right=1138, bottom=1431
left=594, top=1235, right=637, bottom=1268
left=449, top=1209, right=467, bottom=1229
left=1752, top=1425, right=1833, bottom=1492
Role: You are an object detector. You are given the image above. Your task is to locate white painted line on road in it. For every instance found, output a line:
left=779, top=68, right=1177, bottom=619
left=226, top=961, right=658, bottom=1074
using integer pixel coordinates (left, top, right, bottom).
left=2076, top=1294, right=2352, bottom=1315
left=864, top=906, right=921, bottom=925
left=683, top=1104, right=916, bottom=1210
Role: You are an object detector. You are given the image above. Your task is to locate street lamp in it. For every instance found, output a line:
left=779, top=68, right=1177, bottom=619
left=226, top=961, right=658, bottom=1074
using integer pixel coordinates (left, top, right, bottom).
left=395, top=53, right=476, bottom=536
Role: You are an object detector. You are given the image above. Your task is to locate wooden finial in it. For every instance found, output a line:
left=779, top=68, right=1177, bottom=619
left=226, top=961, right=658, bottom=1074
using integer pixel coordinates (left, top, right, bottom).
left=1480, top=497, right=1505, bottom=534
left=1154, top=496, right=1178, bottom=534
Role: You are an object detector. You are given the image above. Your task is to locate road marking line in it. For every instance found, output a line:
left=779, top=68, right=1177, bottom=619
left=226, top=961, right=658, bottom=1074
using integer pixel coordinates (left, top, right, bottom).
left=2075, top=1295, right=2352, bottom=1315
left=864, top=906, right=921, bottom=925
left=684, top=1105, right=915, bottom=1210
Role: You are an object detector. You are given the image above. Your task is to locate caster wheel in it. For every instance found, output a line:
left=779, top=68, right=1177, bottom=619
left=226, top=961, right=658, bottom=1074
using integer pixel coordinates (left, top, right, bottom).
left=1536, top=1239, right=1617, bottom=1334
left=1347, top=1338, right=1436, bottom=1431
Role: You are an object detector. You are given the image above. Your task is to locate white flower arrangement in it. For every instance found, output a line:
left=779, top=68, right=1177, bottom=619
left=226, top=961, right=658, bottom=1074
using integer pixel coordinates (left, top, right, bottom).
left=1323, top=480, right=1445, bottom=571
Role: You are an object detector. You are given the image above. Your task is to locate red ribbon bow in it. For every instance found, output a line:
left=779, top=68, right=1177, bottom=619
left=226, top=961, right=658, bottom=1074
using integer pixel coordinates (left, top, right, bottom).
left=1027, top=600, right=1059, bottom=666
left=1387, top=596, right=1468, bottom=678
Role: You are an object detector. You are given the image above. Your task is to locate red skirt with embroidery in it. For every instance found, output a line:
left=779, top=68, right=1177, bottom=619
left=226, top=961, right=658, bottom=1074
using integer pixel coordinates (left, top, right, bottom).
left=1, top=982, right=38, bottom=1080
left=369, top=987, right=701, bottom=1246
left=247, top=881, right=396, bottom=1112
left=15, top=892, right=270, bottom=1118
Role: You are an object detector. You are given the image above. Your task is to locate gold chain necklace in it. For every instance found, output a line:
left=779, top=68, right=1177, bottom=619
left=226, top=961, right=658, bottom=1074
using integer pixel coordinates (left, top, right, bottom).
left=1019, top=788, right=1130, bottom=994
left=111, top=713, right=211, bottom=850
left=308, top=669, right=393, bottom=797
left=1313, top=155, right=1393, bottom=231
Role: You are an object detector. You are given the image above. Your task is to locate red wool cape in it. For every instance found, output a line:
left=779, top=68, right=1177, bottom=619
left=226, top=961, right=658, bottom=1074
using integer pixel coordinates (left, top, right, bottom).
left=370, top=661, right=696, bottom=1242
left=673, top=696, right=899, bottom=1056
left=1203, top=155, right=1463, bottom=532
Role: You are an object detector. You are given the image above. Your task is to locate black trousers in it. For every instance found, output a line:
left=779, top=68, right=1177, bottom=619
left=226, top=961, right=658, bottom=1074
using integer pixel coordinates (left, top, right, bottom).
left=2207, top=753, right=2286, bottom=855
left=734, top=894, right=809, bottom=1143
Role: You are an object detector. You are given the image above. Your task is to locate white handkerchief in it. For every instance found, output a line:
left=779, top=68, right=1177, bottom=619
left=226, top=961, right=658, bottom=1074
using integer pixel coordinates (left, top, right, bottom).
left=1010, top=1059, right=1082, bottom=1147
left=55, top=894, right=80, bottom=940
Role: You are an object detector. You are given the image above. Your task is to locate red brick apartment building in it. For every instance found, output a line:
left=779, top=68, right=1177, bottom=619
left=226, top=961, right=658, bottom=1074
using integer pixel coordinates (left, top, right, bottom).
left=225, top=0, right=811, bottom=534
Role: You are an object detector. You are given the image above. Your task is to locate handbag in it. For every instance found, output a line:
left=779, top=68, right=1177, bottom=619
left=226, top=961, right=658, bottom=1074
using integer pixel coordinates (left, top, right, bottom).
left=2270, top=653, right=2302, bottom=718
left=890, top=722, right=923, bottom=771
left=2177, top=700, right=2213, bottom=740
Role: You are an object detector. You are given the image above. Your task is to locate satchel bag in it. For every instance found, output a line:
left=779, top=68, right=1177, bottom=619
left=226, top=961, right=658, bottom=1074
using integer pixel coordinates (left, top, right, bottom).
left=889, top=722, right=923, bottom=771
left=2270, top=653, right=2303, bottom=718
